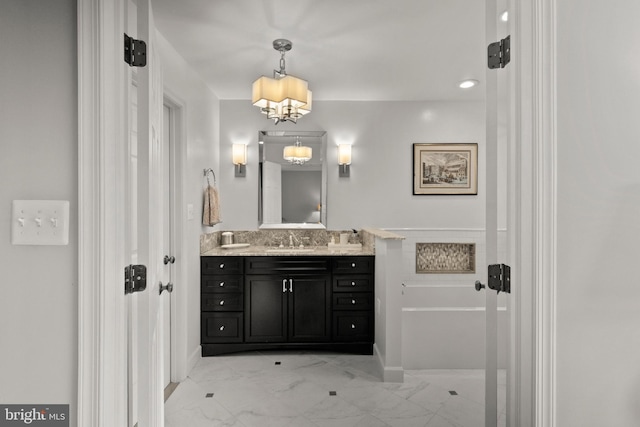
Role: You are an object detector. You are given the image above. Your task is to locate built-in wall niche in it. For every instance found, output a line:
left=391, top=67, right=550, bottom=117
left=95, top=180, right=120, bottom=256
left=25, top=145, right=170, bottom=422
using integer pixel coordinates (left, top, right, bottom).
left=415, top=242, right=476, bottom=274
left=258, top=130, right=327, bottom=229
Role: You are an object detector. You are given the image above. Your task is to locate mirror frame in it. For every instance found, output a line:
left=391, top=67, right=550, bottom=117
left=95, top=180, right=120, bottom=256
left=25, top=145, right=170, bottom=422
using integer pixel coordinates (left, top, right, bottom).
left=258, top=130, right=328, bottom=229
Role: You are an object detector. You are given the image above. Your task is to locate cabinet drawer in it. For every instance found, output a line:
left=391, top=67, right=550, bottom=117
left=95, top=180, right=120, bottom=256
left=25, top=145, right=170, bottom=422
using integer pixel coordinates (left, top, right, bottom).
left=332, top=257, right=374, bottom=274
left=333, top=275, right=373, bottom=292
left=333, top=293, right=373, bottom=310
left=246, top=256, right=330, bottom=274
left=202, top=275, right=243, bottom=293
left=202, top=293, right=243, bottom=312
left=333, top=312, right=373, bottom=341
left=201, top=256, right=244, bottom=275
left=201, top=312, right=243, bottom=343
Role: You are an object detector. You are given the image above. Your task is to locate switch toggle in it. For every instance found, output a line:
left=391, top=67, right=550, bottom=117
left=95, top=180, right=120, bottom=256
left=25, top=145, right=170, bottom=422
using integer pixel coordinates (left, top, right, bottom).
left=11, top=200, right=70, bottom=245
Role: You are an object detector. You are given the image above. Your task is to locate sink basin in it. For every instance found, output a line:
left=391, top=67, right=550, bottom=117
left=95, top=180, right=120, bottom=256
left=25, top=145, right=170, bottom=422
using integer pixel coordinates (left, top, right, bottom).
left=265, top=247, right=316, bottom=254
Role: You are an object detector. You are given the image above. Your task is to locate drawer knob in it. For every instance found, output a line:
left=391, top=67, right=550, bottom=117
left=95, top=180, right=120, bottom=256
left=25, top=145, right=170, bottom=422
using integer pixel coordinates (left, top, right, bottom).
left=219, top=263, right=225, bottom=269
left=219, top=282, right=225, bottom=287
left=219, top=325, right=225, bottom=331
left=351, top=263, right=356, bottom=268
left=219, top=300, right=225, bottom=306
left=351, top=281, right=356, bottom=286
left=352, top=299, right=356, bottom=304
left=351, top=323, right=356, bottom=329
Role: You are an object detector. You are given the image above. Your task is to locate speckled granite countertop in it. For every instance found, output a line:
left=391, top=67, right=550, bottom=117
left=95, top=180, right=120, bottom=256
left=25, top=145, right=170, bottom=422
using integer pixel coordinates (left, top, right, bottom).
left=201, top=245, right=375, bottom=257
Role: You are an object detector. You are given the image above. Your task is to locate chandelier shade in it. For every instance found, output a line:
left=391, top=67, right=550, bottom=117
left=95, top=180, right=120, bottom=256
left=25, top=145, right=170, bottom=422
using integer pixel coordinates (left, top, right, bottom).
left=252, top=39, right=312, bottom=124
left=283, top=138, right=312, bottom=165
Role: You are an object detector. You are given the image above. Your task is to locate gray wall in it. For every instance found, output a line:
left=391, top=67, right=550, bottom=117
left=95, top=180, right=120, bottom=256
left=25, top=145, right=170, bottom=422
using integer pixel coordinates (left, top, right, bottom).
left=281, top=170, right=322, bottom=223
left=0, top=0, right=77, bottom=420
left=556, top=1, right=640, bottom=425
left=220, top=100, right=485, bottom=230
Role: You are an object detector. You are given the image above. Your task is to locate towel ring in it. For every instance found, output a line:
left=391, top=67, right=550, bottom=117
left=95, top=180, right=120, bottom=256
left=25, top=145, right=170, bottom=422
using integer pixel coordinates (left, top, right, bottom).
left=204, top=168, right=216, bottom=186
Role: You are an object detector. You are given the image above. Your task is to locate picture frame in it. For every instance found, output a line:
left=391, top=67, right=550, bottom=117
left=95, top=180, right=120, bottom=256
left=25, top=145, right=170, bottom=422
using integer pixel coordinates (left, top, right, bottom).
left=413, top=143, right=478, bottom=195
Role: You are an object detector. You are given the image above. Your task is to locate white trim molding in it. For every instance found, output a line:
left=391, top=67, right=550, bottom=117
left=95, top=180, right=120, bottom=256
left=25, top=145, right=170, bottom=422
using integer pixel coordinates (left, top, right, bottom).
left=533, top=0, right=558, bottom=425
left=77, top=0, right=128, bottom=425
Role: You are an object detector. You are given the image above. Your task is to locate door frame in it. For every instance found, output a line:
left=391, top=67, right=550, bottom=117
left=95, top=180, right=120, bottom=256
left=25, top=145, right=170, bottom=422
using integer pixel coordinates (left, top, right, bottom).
left=77, top=0, right=558, bottom=425
left=162, top=91, right=188, bottom=382
left=77, top=0, right=129, bottom=425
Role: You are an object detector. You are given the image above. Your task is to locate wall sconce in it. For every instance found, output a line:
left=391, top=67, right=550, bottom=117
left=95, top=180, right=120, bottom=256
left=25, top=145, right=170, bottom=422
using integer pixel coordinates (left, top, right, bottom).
left=338, top=144, right=351, bottom=177
left=232, top=143, right=247, bottom=177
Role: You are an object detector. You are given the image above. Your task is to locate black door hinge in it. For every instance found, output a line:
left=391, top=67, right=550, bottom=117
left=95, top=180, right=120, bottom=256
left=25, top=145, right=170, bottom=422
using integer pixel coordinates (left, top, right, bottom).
left=488, top=35, right=511, bottom=69
left=125, top=264, right=147, bottom=294
left=124, top=33, right=147, bottom=67
left=488, top=264, right=511, bottom=294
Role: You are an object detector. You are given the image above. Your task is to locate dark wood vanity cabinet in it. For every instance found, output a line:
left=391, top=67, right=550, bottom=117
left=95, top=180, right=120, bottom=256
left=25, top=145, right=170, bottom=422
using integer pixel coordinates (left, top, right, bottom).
left=200, top=256, right=244, bottom=344
left=201, top=255, right=374, bottom=356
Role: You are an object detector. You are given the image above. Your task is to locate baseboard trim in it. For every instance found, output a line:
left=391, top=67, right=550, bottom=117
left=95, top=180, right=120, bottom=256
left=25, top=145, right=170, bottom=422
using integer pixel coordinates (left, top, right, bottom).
left=373, top=343, right=404, bottom=383
left=187, top=345, right=201, bottom=375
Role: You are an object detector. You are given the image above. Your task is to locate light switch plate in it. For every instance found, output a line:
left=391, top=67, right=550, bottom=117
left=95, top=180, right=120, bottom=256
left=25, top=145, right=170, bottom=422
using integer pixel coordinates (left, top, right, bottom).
left=11, top=200, right=70, bottom=245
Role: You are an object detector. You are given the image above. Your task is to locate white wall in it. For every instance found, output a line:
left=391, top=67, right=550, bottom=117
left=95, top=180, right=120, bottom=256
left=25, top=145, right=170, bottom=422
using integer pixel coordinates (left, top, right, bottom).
left=556, top=1, right=640, bottom=425
left=157, top=32, right=221, bottom=375
left=0, top=0, right=77, bottom=420
left=220, top=100, right=485, bottom=230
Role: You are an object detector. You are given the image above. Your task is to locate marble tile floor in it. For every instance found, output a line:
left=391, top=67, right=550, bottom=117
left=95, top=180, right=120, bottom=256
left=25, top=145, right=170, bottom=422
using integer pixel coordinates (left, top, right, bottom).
left=165, top=351, right=506, bottom=427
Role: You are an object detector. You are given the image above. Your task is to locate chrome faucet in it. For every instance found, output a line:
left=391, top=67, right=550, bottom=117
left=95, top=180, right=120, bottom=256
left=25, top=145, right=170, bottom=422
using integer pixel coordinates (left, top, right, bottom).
left=289, top=233, right=304, bottom=248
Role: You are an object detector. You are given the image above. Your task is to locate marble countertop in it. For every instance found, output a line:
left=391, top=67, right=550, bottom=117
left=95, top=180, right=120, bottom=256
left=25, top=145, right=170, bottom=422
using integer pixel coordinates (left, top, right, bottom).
left=201, top=245, right=375, bottom=257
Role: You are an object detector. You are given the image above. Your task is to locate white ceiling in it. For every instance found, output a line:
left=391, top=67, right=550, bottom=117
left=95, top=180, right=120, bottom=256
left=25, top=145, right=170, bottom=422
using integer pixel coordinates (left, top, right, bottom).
left=151, top=0, right=487, bottom=102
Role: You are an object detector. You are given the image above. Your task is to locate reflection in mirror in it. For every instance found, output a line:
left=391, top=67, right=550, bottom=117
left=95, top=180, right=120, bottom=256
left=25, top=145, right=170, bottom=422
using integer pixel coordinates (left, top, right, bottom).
left=258, top=130, right=327, bottom=229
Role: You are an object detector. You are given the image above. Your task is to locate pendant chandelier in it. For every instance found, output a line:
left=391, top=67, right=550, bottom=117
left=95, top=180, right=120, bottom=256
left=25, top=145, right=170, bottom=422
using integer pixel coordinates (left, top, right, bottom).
left=252, top=39, right=312, bottom=125
left=283, top=136, right=312, bottom=165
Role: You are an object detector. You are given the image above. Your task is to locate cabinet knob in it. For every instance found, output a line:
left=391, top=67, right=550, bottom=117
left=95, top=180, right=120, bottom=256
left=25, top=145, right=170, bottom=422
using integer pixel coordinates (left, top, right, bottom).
left=351, top=324, right=356, bottom=329
left=351, top=299, right=356, bottom=305
left=219, top=325, right=225, bottom=331
left=219, top=281, right=225, bottom=287
left=351, top=263, right=356, bottom=268
left=351, top=281, right=356, bottom=286
left=219, top=300, right=225, bottom=306
left=219, top=263, right=225, bottom=269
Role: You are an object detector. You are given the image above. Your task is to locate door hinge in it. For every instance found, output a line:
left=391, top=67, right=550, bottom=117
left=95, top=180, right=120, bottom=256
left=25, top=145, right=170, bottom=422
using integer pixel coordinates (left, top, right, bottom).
left=488, top=35, right=511, bottom=69
left=488, top=264, right=511, bottom=294
left=125, top=264, right=147, bottom=294
left=124, top=33, right=147, bottom=67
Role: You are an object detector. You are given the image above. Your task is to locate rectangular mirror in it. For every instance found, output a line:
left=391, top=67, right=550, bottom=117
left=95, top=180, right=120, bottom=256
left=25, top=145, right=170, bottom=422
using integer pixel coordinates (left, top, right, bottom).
left=258, top=130, right=327, bottom=229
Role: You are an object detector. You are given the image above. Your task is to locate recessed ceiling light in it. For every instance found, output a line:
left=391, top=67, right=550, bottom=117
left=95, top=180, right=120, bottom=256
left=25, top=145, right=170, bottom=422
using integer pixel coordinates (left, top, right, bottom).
left=459, top=79, right=479, bottom=89
left=501, top=11, right=509, bottom=22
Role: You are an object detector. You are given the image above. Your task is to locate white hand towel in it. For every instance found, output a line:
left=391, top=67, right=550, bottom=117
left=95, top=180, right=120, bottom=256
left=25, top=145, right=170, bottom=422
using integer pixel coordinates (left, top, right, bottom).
left=203, top=184, right=221, bottom=226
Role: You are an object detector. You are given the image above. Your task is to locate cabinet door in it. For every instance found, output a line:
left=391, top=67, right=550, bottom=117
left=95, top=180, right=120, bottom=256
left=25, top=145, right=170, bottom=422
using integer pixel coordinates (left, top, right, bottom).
left=288, top=275, right=331, bottom=342
left=245, top=275, right=287, bottom=342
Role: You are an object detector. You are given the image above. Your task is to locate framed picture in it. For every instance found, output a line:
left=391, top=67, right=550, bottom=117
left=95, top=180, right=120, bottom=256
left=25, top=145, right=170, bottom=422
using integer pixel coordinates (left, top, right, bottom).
left=413, top=143, right=478, bottom=195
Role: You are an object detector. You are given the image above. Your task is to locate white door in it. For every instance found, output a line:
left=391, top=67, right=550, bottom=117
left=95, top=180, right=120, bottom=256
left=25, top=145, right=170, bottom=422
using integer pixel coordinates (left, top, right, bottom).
left=126, top=0, right=165, bottom=425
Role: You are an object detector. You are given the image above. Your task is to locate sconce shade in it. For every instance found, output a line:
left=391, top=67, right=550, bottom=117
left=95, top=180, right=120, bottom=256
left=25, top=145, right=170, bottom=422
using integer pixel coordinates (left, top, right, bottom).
left=338, top=144, right=352, bottom=165
left=232, top=144, right=247, bottom=165
left=232, top=143, right=247, bottom=177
